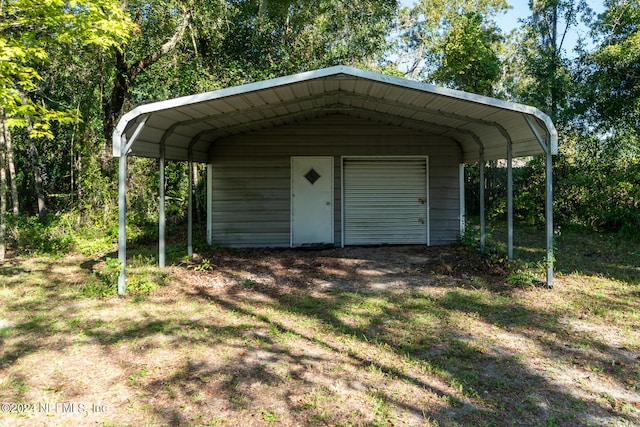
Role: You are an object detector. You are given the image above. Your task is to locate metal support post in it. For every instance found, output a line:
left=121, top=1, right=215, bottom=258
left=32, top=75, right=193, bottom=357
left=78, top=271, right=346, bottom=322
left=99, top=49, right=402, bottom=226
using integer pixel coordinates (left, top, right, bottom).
left=206, top=163, right=213, bottom=245
left=187, top=155, right=193, bottom=257
left=159, top=142, right=166, bottom=268
left=459, top=164, right=465, bottom=235
left=507, top=142, right=513, bottom=261
left=117, top=150, right=127, bottom=296
left=479, top=151, right=485, bottom=251
left=546, top=151, right=554, bottom=287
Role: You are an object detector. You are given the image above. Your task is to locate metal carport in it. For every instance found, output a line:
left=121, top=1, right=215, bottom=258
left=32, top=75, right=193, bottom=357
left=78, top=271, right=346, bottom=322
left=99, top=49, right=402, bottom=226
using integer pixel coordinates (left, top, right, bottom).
left=113, top=65, right=558, bottom=294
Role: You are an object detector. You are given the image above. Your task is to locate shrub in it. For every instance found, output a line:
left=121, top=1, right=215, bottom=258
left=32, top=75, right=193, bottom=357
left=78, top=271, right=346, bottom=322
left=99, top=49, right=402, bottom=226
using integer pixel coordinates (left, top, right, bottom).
left=7, top=214, right=75, bottom=255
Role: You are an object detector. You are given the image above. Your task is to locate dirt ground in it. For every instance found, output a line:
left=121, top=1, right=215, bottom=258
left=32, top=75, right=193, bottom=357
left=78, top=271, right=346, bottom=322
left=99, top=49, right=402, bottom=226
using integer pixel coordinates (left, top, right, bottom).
left=168, top=244, right=505, bottom=296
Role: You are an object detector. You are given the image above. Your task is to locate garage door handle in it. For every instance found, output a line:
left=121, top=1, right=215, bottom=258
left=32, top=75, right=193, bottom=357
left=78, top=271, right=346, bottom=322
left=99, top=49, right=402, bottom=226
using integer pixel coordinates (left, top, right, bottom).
left=418, top=198, right=426, bottom=204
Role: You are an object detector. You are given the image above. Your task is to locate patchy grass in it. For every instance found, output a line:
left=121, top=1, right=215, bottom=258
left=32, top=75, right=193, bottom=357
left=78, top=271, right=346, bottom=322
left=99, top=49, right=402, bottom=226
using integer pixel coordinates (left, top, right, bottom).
left=0, top=226, right=638, bottom=426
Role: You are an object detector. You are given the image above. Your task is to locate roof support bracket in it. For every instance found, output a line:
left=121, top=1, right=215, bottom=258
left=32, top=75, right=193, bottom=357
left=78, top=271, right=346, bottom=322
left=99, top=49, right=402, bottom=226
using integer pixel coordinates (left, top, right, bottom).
left=523, top=114, right=550, bottom=154
left=122, top=116, right=149, bottom=156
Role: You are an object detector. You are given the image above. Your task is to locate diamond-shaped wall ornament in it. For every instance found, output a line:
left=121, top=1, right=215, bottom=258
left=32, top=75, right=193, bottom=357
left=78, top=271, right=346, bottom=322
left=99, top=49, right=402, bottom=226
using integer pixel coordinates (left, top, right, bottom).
left=304, top=168, right=321, bottom=185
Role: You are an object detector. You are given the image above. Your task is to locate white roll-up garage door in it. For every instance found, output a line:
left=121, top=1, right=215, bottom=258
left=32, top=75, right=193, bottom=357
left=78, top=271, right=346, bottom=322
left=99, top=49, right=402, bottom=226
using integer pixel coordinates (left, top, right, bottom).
left=343, top=157, right=429, bottom=245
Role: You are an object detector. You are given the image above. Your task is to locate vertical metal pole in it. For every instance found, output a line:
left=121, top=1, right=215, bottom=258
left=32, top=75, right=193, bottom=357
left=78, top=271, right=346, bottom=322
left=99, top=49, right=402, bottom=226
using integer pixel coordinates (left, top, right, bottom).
left=187, top=155, right=193, bottom=257
left=459, top=163, right=465, bottom=235
left=206, top=163, right=213, bottom=245
left=426, top=156, right=430, bottom=246
left=117, top=144, right=127, bottom=295
left=507, top=142, right=513, bottom=261
left=546, top=151, right=554, bottom=287
left=159, top=142, right=166, bottom=268
left=479, top=151, right=485, bottom=251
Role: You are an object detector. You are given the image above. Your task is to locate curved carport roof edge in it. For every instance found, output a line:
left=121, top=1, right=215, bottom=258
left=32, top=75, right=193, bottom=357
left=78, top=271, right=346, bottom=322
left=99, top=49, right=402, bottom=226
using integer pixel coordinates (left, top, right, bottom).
left=112, top=65, right=557, bottom=162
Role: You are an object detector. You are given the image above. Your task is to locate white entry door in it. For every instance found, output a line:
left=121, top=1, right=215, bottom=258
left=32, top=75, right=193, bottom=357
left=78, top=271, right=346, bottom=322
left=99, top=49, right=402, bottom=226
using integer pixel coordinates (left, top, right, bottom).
left=291, top=156, right=334, bottom=246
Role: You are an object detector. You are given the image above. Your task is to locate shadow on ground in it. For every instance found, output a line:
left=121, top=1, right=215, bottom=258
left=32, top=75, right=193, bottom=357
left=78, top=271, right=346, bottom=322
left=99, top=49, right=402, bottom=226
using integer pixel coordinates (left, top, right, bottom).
left=0, top=234, right=638, bottom=426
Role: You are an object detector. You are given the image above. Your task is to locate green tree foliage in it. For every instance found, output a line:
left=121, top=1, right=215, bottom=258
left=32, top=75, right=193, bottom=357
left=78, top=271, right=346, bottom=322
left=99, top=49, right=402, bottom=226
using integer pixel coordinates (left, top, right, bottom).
left=2, top=0, right=639, bottom=255
left=1, top=0, right=132, bottom=135
left=509, top=0, right=590, bottom=121
left=496, top=1, right=639, bottom=236
left=577, top=0, right=639, bottom=161
left=562, top=0, right=640, bottom=234
left=430, top=12, right=502, bottom=95
left=102, top=0, right=205, bottom=147
left=392, top=0, right=508, bottom=81
left=1, top=0, right=133, bottom=215
left=0, top=0, right=133, bottom=251
left=203, top=0, right=398, bottom=84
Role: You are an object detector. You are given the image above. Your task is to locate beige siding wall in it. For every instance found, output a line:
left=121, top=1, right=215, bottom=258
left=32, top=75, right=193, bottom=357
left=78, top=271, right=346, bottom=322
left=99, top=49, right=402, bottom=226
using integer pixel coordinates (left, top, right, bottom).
left=210, top=115, right=461, bottom=247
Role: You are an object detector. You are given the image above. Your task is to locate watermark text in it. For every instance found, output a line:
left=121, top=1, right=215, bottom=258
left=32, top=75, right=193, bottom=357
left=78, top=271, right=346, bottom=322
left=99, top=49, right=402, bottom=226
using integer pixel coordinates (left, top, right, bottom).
left=1, top=402, right=107, bottom=415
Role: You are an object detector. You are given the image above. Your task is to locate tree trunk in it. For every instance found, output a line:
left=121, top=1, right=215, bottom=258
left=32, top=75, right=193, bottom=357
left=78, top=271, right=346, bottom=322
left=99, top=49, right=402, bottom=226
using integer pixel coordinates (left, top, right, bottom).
left=550, top=3, right=558, bottom=120
left=0, top=115, right=7, bottom=262
left=0, top=107, right=18, bottom=216
left=24, top=116, right=47, bottom=222
left=4, top=122, right=19, bottom=217
left=102, top=49, right=130, bottom=170
left=259, top=0, right=268, bottom=17
left=29, top=140, right=47, bottom=223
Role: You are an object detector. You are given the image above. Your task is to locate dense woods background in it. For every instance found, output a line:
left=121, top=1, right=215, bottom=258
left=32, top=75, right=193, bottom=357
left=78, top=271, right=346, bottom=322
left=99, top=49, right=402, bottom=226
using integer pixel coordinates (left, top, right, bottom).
left=1, top=0, right=638, bottom=259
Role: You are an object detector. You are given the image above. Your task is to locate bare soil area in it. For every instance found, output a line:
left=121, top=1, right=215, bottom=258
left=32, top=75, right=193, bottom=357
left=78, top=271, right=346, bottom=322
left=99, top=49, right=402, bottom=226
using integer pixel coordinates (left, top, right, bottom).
left=169, top=244, right=503, bottom=294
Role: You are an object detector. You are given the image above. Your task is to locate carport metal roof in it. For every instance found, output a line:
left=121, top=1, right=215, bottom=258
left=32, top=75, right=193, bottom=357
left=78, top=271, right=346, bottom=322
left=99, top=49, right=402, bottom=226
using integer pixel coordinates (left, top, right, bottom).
left=113, top=66, right=557, bottom=295
left=113, top=65, right=557, bottom=163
